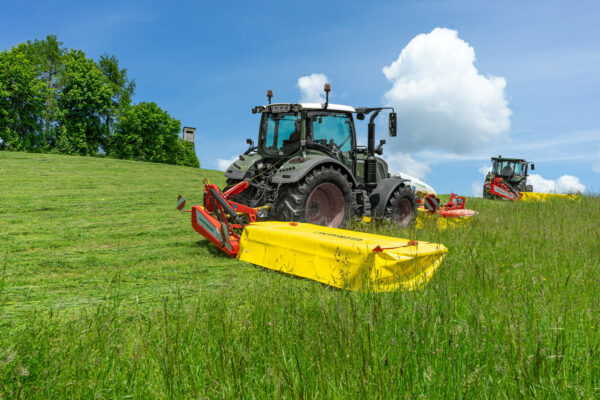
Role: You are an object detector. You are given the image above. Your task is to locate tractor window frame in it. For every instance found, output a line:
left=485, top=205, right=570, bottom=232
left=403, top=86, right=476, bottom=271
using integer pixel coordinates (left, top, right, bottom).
left=259, top=112, right=301, bottom=156
left=305, top=111, right=355, bottom=153
left=494, top=160, right=517, bottom=176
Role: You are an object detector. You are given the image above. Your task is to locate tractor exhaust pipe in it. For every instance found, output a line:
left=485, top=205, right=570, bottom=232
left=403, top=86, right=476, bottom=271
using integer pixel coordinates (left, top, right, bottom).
left=366, top=110, right=381, bottom=186
left=367, top=110, right=380, bottom=156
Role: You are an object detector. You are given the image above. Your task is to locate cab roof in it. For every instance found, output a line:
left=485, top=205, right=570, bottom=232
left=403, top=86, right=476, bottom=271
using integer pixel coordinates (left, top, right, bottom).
left=491, top=157, right=527, bottom=162
left=297, top=103, right=356, bottom=112
left=261, top=103, right=356, bottom=113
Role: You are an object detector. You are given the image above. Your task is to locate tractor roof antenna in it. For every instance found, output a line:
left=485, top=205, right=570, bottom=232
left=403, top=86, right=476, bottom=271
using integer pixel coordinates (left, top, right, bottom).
left=323, top=83, right=331, bottom=109
left=267, top=90, right=273, bottom=105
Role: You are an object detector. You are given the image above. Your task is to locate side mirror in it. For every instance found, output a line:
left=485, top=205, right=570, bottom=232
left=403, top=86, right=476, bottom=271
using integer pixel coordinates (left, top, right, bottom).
left=246, top=138, right=254, bottom=148
left=388, top=112, right=397, bottom=137
left=531, top=163, right=535, bottom=170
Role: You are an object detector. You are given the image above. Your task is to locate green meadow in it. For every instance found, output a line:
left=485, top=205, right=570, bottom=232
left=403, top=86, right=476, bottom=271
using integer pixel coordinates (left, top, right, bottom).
left=0, top=151, right=598, bottom=398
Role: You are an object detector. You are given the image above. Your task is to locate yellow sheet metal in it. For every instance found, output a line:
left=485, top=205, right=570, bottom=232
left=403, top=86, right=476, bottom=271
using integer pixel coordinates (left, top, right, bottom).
left=237, top=221, right=447, bottom=292
left=520, top=192, right=581, bottom=201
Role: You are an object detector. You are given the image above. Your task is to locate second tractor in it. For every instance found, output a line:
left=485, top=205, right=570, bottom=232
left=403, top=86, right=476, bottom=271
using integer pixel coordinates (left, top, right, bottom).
left=483, top=155, right=535, bottom=200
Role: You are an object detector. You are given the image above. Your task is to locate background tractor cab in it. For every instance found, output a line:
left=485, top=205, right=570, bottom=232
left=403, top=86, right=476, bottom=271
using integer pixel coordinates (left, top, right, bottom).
left=484, top=155, right=535, bottom=198
left=224, top=84, right=417, bottom=229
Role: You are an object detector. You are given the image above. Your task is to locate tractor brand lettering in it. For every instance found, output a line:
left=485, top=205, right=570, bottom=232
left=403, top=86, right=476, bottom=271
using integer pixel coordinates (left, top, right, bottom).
left=316, top=232, right=363, bottom=242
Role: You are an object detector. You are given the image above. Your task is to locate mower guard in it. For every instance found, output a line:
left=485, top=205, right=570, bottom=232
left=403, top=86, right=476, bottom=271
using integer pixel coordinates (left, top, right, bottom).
left=237, top=221, right=447, bottom=292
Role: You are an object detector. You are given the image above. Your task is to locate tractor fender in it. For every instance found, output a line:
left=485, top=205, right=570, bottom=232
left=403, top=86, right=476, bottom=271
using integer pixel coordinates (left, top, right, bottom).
left=271, top=156, right=358, bottom=187
left=370, top=178, right=411, bottom=218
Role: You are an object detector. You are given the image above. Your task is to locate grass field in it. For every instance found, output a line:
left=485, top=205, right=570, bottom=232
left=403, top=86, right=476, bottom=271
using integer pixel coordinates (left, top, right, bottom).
left=1, top=151, right=599, bottom=398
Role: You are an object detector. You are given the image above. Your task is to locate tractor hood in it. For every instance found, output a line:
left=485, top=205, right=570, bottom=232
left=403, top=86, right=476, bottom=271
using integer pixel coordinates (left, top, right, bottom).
left=223, top=153, right=262, bottom=180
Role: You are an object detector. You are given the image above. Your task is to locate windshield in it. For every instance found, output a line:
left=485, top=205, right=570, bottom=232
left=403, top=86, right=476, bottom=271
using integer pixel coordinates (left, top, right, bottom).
left=494, top=160, right=521, bottom=176
left=261, top=113, right=301, bottom=155
left=307, top=112, right=352, bottom=151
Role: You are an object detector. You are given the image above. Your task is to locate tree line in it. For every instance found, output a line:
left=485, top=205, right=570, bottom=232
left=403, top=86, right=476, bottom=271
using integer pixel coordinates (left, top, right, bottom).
left=0, top=35, right=199, bottom=167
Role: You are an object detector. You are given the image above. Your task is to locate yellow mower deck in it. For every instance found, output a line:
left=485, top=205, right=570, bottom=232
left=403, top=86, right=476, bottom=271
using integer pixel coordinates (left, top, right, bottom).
left=521, top=192, right=581, bottom=201
left=237, top=221, right=447, bottom=292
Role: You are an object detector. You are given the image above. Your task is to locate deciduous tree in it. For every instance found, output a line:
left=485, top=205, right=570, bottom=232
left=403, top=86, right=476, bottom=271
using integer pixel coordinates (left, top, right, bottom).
left=0, top=50, right=45, bottom=150
left=110, top=102, right=199, bottom=167
left=97, top=54, right=135, bottom=151
left=55, top=50, right=112, bottom=155
left=16, top=35, right=64, bottom=148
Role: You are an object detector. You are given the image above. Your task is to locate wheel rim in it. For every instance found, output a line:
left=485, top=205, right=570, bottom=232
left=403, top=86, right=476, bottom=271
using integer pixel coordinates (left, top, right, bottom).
left=306, top=183, right=345, bottom=227
left=393, top=198, right=413, bottom=227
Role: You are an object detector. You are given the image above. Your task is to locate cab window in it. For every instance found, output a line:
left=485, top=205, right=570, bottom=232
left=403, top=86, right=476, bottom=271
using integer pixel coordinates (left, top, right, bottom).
left=514, top=163, right=522, bottom=175
left=309, top=113, right=352, bottom=152
left=262, top=113, right=301, bottom=152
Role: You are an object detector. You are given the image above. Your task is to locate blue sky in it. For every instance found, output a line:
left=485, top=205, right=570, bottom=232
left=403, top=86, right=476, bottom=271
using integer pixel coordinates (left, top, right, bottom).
left=2, top=0, right=599, bottom=195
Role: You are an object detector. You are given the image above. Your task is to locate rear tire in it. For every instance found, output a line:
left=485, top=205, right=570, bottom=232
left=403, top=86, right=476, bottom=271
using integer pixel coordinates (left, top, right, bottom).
left=384, top=185, right=417, bottom=228
left=273, top=166, right=355, bottom=228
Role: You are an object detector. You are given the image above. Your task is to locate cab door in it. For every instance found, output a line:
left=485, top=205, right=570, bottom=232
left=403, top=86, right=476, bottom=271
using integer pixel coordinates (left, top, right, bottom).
left=307, top=112, right=356, bottom=173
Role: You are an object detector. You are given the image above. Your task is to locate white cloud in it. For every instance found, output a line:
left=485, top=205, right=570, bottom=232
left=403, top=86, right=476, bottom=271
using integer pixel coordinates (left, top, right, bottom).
left=297, top=73, right=329, bottom=102
left=382, top=27, right=511, bottom=154
left=472, top=181, right=483, bottom=197
left=556, top=175, right=586, bottom=193
left=527, top=174, right=555, bottom=193
left=384, top=152, right=431, bottom=180
left=471, top=166, right=493, bottom=197
left=528, top=174, right=586, bottom=194
left=478, top=165, right=492, bottom=176
left=216, top=156, right=238, bottom=171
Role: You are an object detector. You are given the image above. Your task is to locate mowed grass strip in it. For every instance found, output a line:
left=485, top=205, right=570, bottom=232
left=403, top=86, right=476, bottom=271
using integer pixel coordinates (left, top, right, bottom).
left=0, top=151, right=599, bottom=398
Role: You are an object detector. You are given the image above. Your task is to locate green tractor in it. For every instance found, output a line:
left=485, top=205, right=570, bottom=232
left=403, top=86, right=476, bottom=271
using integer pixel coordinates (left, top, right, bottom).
left=223, top=84, right=418, bottom=229
left=483, top=156, right=535, bottom=199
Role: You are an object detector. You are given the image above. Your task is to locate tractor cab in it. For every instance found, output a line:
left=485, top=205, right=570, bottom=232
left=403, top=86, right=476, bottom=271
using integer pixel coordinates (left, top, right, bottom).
left=253, top=103, right=357, bottom=160
left=490, top=156, right=533, bottom=183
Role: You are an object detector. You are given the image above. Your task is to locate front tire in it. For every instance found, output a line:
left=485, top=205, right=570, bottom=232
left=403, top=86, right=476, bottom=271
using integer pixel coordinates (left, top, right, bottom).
left=273, top=166, right=355, bottom=228
left=483, top=182, right=493, bottom=199
left=384, top=185, right=417, bottom=228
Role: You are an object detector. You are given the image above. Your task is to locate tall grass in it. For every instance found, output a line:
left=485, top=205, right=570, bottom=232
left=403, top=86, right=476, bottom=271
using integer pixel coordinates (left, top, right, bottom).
left=0, top=151, right=599, bottom=398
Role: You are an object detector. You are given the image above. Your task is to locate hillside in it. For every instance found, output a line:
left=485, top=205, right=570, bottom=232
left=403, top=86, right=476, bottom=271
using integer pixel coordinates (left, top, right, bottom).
left=0, top=151, right=599, bottom=398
